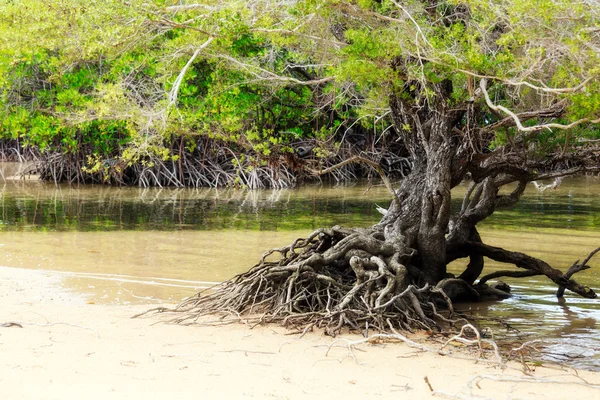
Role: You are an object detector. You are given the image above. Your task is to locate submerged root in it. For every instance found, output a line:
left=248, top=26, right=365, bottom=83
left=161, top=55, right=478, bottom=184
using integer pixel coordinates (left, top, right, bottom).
left=146, top=226, right=462, bottom=335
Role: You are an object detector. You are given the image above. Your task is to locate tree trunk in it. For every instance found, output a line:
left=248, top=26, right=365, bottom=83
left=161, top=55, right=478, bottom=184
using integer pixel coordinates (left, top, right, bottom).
left=379, top=91, right=460, bottom=285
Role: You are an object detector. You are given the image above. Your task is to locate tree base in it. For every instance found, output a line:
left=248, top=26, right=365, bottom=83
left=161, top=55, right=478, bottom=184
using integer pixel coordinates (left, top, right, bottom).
left=149, top=226, right=467, bottom=335
left=137, top=224, right=597, bottom=338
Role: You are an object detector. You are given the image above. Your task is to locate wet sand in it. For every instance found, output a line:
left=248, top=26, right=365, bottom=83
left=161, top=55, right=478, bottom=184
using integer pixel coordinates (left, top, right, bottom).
left=1, top=266, right=599, bottom=400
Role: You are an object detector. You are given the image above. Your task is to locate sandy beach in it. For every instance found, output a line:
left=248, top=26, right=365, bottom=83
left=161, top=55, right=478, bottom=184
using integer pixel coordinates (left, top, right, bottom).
left=1, top=265, right=599, bottom=400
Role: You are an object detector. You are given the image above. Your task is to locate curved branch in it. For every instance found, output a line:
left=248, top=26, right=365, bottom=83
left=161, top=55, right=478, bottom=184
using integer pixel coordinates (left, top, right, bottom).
left=495, top=180, right=527, bottom=208
left=480, top=79, right=600, bottom=133
left=469, top=159, right=529, bottom=184
left=457, top=228, right=484, bottom=285
left=480, top=100, right=567, bottom=135
left=479, top=270, right=540, bottom=284
left=169, top=37, right=214, bottom=107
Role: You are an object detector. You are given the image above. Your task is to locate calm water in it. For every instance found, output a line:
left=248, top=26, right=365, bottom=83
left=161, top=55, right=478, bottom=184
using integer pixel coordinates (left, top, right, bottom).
left=1, top=163, right=599, bottom=370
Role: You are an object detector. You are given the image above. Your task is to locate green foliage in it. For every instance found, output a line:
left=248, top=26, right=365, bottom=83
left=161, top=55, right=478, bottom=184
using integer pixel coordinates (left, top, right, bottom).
left=0, top=0, right=598, bottom=183
left=0, top=1, right=334, bottom=175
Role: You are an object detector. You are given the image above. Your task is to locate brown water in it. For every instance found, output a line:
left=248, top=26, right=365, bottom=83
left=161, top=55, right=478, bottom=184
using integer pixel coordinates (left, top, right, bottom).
left=1, top=163, right=599, bottom=369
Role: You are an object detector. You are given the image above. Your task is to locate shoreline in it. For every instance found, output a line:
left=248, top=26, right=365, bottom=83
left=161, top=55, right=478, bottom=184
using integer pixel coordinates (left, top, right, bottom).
left=1, top=265, right=599, bottom=399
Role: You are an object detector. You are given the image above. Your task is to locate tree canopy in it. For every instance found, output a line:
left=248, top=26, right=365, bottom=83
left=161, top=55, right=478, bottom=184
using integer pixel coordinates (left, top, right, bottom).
left=1, top=0, right=598, bottom=188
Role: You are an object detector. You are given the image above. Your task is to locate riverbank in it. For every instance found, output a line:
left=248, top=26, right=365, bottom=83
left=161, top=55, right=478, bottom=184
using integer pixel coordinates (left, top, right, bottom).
left=1, top=266, right=599, bottom=399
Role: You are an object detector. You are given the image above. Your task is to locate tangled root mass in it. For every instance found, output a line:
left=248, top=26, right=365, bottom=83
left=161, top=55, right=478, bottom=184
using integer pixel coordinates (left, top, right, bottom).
left=165, top=226, right=460, bottom=335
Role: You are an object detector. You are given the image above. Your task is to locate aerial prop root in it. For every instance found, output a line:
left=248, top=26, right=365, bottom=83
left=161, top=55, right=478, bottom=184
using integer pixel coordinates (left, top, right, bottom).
left=139, top=226, right=464, bottom=335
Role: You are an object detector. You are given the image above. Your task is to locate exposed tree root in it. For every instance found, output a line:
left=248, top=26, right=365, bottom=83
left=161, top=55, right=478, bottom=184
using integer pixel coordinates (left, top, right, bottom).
left=136, top=225, right=599, bottom=338
left=140, top=226, right=462, bottom=335
left=326, top=324, right=503, bottom=367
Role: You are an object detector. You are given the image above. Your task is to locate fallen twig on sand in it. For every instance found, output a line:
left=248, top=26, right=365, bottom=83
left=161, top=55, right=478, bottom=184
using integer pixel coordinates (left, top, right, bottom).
left=9, top=321, right=100, bottom=339
left=324, top=325, right=505, bottom=367
left=442, top=324, right=502, bottom=363
left=509, top=340, right=544, bottom=373
left=468, top=373, right=600, bottom=389
left=433, top=371, right=600, bottom=399
left=0, top=322, right=23, bottom=328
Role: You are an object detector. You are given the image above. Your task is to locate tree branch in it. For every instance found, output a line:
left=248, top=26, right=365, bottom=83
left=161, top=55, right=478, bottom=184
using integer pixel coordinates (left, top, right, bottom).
left=154, top=18, right=218, bottom=38
left=217, top=55, right=335, bottom=86
left=463, top=73, right=593, bottom=94
left=169, top=37, right=214, bottom=107
left=534, top=166, right=600, bottom=181
left=479, top=270, right=540, bottom=284
left=389, top=0, right=432, bottom=48
left=165, top=4, right=217, bottom=12
left=252, top=28, right=346, bottom=46
left=557, top=247, right=600, bottom=298
left=480, top=79, right=600, bottom=133
left=464, top=241, right=597, bottom=299
left=480, top=100, right=567, bottom=135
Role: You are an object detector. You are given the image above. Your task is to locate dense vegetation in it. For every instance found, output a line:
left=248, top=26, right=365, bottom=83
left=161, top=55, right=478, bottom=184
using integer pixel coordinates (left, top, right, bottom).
left=1, top=1, right=598, bottom=188
left=0, top=0, right=411, bottom=187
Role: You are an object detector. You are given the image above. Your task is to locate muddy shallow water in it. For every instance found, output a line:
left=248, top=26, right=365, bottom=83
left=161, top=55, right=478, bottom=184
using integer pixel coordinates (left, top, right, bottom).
left=1, top=162, right=599, bottom=369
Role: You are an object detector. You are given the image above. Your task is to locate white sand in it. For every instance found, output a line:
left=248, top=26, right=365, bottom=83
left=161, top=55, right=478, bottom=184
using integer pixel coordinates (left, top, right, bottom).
left=1, top=266, right=599, bottom=399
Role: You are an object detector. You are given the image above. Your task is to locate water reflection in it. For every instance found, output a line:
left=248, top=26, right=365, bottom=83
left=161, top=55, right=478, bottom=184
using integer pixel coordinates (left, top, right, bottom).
left=1, top=169, right=599, bottom=232
left=0, top=181, right=393, bottom=232
left=456, top=283, right=600, bottom=370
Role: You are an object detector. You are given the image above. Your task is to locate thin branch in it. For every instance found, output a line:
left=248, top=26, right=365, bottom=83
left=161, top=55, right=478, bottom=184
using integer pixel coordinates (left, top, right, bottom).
left=11, top=321, right=100, bottom=339
left=217, top=55, right=335, bottom=86
left=534, top=166, right=600, bottom=181
left=389, top=0, right=432, bottom=48
left=417, top=55, right=595, bottom=94
left=479, top=270, right=540, bottom=285
left=480, top=79, right=600, bottom=133
left=471, top=73, right=593, bottom=94
left=169, top=37, right=214, bottom=107
left=252, top=28, right=346, bottom=46
left=467, top=373, right=600, bottom=389
left=154, top=18, right=218, bottom=38
left=557, top=247, right=600, bottom=298
left=580, top=247, right=600, bottom=268
left=441, top=323, right=502, bottom=363
left=480, top=100, right=567, bottom=135
left=165, top=4, right=217, bottom=12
